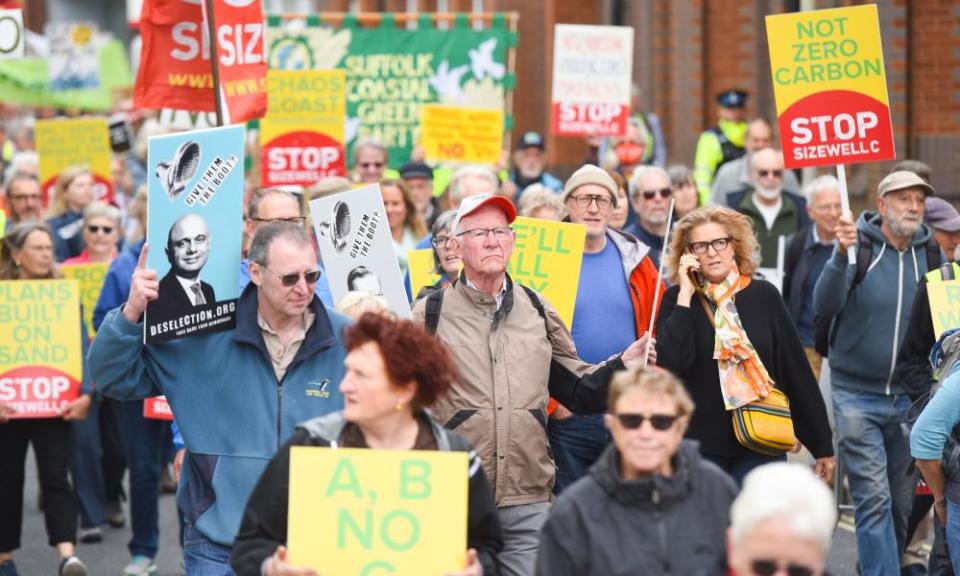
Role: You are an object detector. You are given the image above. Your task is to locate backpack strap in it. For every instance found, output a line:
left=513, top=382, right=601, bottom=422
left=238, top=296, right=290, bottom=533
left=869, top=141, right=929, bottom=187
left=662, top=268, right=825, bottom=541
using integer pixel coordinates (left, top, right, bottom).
left=926, top=236, right=943, bottom=271
left=424, top=287, right=445, bottom=335
left=943, top=262, right=958, bottom=281
left=518, top=284, right=550, bottom=339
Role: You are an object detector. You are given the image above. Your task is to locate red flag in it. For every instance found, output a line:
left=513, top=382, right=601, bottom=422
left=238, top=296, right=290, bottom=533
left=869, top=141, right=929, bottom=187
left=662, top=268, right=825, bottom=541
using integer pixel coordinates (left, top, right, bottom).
left=134, top=0, right=266, bottom=123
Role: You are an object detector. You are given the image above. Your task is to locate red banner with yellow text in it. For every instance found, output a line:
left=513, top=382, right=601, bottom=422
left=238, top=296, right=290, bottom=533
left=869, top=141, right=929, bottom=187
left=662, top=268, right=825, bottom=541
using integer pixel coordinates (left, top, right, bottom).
left=134, top=0, right=266, bottom=123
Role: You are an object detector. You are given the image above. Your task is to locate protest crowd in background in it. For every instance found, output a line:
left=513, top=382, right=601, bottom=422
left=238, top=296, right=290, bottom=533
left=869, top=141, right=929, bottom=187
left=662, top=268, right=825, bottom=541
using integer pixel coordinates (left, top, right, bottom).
left=2, top=2, right=960, bottom=576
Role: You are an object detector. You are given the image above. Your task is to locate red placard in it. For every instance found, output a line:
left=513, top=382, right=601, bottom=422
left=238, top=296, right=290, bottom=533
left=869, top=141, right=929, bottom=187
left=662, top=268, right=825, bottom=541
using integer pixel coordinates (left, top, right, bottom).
left=0, top=366, right=80, bottom=419
left=134, top=0, right=266, bottom=123
left=143, top=395, right=174, bottom=421
left=261, top=131, right=345, bottom=187
left=550, top=103, right=629, bottom=138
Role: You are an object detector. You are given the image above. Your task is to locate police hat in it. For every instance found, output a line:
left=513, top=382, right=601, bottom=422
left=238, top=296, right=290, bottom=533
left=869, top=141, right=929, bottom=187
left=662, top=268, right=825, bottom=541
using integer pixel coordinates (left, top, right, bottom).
left=517, top=131, right=546, bottom=151
left=717, top=90, right=748, bottom=108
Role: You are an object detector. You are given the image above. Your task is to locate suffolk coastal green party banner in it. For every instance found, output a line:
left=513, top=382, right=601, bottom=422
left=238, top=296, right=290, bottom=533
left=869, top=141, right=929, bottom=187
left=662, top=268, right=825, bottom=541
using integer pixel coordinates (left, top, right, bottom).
left=266, top=14, right=515, bottom=168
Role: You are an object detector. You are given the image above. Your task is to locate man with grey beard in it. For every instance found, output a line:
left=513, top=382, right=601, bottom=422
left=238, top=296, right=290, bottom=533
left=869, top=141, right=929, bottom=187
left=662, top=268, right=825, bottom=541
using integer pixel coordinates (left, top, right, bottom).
left=728, top=147, right=810, bottom=267
left=813, top=171, right=937, bottom=576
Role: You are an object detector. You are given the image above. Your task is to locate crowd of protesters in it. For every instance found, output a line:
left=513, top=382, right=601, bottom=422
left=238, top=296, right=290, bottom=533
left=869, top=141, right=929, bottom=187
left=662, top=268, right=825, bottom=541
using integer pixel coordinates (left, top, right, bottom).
left=0, top=80, right=959, bottom=576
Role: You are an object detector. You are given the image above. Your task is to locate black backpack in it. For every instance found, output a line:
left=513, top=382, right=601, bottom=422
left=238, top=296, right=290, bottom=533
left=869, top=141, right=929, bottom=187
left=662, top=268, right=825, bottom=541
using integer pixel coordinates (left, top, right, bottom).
left=813, top=230, right=944, bottom=357
left=424, top=282, right=547, bottom=335
left=907, top=329, right=960, bottom=479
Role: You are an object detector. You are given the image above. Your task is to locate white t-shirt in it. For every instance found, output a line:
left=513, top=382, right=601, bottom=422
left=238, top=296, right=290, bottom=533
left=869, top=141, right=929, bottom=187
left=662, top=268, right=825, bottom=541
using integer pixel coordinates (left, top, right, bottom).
left=752, top=194, right=783, bottom=230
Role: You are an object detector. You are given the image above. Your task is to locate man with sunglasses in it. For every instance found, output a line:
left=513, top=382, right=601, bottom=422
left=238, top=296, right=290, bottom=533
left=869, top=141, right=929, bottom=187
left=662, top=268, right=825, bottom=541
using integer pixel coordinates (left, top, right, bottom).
left=624, top=165, right=674, bottom=268
left=549, top=165, right=665, bottom=495
left=89, top=222, right=350, bottom=574
left=728, top=147, right=810, bottom=268
left=351, top=138, right=390, bottom=184
left=413, top=190, right=656, bottom=576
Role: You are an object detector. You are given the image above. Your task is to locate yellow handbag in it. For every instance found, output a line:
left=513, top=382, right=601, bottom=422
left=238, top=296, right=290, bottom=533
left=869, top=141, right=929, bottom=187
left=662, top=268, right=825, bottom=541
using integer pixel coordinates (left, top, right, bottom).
left=731, top=388, right=797, bottom=456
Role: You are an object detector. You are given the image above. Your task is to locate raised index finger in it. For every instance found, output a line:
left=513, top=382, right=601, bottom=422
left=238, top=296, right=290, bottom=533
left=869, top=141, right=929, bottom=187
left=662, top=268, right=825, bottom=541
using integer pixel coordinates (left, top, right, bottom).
left=136, top=244, right=150, bottom=270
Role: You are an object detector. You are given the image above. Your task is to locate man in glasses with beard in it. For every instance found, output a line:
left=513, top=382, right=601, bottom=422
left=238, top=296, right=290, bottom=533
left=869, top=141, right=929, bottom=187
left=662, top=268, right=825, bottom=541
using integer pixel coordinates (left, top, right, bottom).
left=728, top=147, right=810, bottom=268
left=89, top=222, right=350, bottom=574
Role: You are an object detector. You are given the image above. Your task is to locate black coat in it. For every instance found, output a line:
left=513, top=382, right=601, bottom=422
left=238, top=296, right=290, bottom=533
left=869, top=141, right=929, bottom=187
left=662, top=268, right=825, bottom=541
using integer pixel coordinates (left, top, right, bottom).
left=655, top=280, right=834, bottom=458
left=536, top=441, right=737, bottom=576
left=230, top=411, right=503, bottom=576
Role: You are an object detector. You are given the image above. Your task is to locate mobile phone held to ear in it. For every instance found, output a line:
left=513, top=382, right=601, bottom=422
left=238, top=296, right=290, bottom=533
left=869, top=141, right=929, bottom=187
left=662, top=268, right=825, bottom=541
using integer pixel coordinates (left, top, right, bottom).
left=688, top=267, right=705, bottom=289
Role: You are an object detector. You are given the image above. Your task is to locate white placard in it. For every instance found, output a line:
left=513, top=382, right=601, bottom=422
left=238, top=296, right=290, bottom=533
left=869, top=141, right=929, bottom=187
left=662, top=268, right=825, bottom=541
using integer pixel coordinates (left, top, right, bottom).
left=0, top=10, right=25, bottom=60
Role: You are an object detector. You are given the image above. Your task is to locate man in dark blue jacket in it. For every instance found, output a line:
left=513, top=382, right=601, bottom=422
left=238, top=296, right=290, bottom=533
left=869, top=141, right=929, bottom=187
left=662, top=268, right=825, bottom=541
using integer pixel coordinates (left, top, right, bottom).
left=89, top=223, right=349, bottom=575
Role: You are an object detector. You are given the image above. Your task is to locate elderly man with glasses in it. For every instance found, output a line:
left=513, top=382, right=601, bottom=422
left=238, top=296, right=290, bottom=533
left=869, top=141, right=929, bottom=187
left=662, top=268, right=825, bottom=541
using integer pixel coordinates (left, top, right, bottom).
left=89, top=222, right=351, bottom=575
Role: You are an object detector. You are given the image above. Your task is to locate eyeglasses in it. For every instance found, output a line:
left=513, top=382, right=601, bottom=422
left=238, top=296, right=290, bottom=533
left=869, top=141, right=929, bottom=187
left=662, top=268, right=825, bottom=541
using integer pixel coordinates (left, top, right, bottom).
left=455, top=227, right=513, bottom=241
left=360, top=162, right=384, bottom=169
left=642, top=188, right=672, bottom=201
left=688, top=237, right=733, bottom=254
left=750, top=559, right=816, bottom=576
left=616, top=413, right=678, bottom=431
left=432, top=235, right=452, bottom=248
left=86, top=225, right=115, bottom=235
left=10, top=194, right=41, bottom=202
left=569, top=194, right=613, bottom=210
left=274, top=269, right=321, bottom=287
left=250, top=216, right=306, bottom=225
left=757, top=169, right=784, bottom=178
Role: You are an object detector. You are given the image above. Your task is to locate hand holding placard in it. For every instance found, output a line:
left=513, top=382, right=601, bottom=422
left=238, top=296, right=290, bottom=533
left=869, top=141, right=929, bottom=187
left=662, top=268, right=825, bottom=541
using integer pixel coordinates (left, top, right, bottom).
left=124, top=245, right=160, bottom=324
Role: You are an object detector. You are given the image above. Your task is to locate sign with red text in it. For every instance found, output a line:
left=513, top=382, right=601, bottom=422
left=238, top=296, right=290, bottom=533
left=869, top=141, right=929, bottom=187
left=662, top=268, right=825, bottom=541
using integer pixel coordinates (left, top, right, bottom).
left=144, top=396, right=174, bottom=420
left=420, top=105, right=503, bottom=165
left=766, top=5, right=894, bottom=168
left=551, top=24, right=633, bottom=137
left=0, top=280, right=83, bottom=419
left=135, top=0, right=267, bottom=123
left=260, top=70, right=346, bottom=187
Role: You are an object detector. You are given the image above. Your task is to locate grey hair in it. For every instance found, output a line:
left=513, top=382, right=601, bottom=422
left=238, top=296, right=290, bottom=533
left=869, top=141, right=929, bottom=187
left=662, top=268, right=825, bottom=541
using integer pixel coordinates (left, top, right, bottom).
left=629, top=165, right=671, bottom=201
left=83, top=200, right=122, bottom=227
left=247, top=188, right=302, bottom=219
left=5, top=170, right=38, bottom=194
left=730, top=463, right=836, bottom=550
left=248, top=222, right=313, bottom=267
left=448, top=165, right=499, bottom=205
left=352, top=137, right=388, bottom=165
left=4, top=151, right=38, bottom=184
left=431, top=209, right=458, bottom=237
left=666, top=164, right=694, bottom=189
left=803, top=174, right=841, bottom=204
left=518, top=185, right=566, bottom=219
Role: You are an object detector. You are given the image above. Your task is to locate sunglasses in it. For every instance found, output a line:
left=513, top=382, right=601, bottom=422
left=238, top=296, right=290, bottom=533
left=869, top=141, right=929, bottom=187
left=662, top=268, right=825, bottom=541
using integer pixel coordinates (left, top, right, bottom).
left=86, top=225, right=115, bottom=234
left=757, top=169, right=784, bottom=178
left=616, top=413, right=678, bottom=431
left=360, top=162, right=384, bottom=169
left=751, top=559, right=816, bottom=576
left=275, top=269, right=321, bottom=287
left=642, top=188, right=672, bottom=200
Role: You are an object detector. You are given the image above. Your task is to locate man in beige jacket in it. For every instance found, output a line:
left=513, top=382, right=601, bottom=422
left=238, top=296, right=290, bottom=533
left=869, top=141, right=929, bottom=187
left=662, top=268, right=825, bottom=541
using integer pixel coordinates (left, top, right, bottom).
left=413, top=189, right=655, bottom=576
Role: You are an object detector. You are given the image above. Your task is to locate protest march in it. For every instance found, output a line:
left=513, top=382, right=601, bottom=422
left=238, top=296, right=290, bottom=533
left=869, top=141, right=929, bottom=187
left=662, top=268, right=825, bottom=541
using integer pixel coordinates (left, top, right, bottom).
left=2, top=1, right=960, bottom=575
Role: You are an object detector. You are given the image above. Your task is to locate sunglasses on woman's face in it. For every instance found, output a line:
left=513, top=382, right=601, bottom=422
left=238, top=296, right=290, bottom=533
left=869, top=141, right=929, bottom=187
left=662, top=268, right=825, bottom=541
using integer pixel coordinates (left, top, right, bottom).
left=750, top=559, right=815, bottom=576
left=615, top=413, right=678, bottom=431
left=87, top=225, right=115, bottom=235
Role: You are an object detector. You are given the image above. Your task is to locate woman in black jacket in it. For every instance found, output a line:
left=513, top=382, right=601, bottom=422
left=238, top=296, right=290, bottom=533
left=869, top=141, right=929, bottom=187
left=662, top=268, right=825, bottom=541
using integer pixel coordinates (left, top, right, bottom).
left=231, top=313, right=502, bottom=576
left=655, top=206, right=834, bottom=485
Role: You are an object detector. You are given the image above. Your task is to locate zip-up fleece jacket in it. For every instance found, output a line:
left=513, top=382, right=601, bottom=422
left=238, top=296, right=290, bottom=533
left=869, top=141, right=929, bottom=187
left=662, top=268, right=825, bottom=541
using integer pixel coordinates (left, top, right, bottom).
left=813, top=211, right=935, bottom=396
left=231, top=411, right=503, bottom=576
left=412, top=273, right=625, bottom=507
left=607, top=227, right=666, bottom=338
left=535, top=441, right=736, bottom=576
left=88, top=283, right=350, bottom=546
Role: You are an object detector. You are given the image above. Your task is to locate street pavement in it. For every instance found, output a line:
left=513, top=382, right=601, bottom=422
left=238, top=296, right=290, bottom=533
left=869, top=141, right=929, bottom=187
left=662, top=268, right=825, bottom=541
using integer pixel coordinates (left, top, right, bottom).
left=12, top=448, right=872, bottom=576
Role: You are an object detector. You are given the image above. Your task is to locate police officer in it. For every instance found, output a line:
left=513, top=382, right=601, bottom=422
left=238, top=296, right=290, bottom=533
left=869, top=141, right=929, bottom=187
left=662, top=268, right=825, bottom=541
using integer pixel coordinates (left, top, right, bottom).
left=694, top=89, right=749, bottom=205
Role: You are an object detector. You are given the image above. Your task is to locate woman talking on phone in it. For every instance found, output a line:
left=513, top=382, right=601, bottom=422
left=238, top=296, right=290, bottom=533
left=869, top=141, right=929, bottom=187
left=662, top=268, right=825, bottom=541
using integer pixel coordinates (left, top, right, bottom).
left=654, top=206, right=834, bottom=485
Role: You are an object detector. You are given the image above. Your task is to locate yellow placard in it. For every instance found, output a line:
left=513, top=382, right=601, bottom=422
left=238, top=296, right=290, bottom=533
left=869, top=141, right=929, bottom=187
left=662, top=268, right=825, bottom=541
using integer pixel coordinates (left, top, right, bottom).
left=766, top=5, right=888, bottom=114
left=408, top=248, right=442, bottom=299
left=260, top=70, right=347, bottom=186
left=928, top=280, right=960, bottom=340
left=506, top=217, right=586, bottom=328
left=35, top=118, right=112, bottom=204
left=0, top=280, right=83, bottom=418
left=62, top=262, right=110, bottom=338
left=288, top=446, right=469, bottom=575
left=420, top=105, right=503, bottom=165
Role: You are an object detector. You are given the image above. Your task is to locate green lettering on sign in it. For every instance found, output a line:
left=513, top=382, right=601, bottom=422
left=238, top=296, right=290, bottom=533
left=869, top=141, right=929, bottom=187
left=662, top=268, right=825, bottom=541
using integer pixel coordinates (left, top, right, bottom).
left=380, top=510, right=420, bottom=552
left=326, top=458, right=363, bottom=498
left=337, top=509, right=373, bottom=549
left=399, top=460, right=431, bottom=499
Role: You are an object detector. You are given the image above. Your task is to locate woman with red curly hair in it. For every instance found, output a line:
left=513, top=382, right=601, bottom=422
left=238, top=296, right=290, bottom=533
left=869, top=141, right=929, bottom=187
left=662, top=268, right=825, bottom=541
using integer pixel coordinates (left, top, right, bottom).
left=230, top=313, right=503, bottom=576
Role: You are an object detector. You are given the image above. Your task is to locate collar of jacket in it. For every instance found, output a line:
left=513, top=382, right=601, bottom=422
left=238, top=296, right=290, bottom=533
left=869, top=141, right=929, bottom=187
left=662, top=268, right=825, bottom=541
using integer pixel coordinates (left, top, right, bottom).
left=298, top=409, right=454, bottom=451
left=455, top=269, right=517, bottom=329
left=607, top=226, right=652, bottom=276
left=590, top=440, right=701, bottom=507
left=231, top=281, right=338, bottom=368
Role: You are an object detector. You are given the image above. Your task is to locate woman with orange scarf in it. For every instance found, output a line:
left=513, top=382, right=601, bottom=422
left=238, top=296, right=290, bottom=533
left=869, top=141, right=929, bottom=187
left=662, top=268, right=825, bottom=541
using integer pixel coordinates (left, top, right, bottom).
left=654, top=206, right=834, bottom=485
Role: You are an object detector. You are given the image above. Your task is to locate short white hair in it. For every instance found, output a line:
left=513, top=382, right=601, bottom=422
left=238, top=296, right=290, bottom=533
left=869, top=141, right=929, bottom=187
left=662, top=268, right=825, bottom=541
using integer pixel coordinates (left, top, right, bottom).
left=518, top=184, right=566, bottom=219
left=448, top=165, right=499, bottom=206
left=629, top=165, right=670, bottom=201
left=803, top=174, right=841, bottom=205
left=730, top=463, right=836, bottom=550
